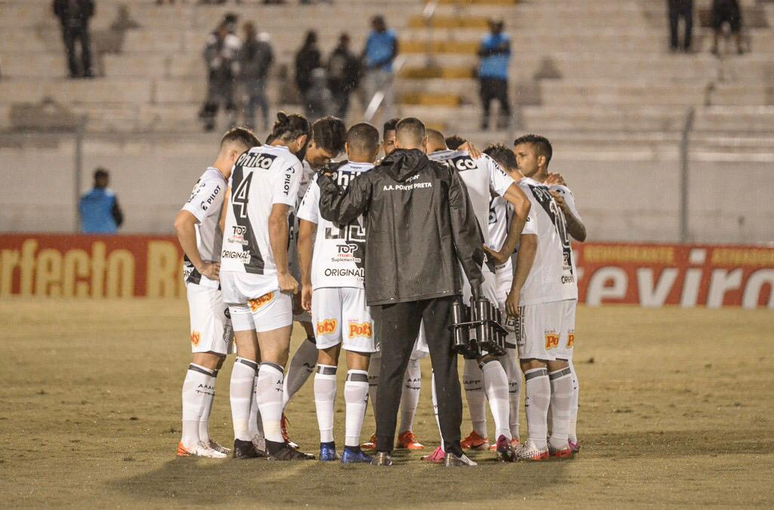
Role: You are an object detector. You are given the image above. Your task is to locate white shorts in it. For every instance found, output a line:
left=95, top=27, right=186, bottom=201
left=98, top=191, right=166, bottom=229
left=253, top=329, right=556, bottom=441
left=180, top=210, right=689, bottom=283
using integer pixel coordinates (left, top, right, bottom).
left=312, top=287, right=376, bottom=353
left=412, top=322, right=430, bottom=359
left=517, top=299, right=576, bottom=361
left=229, top=291, right=294, bottom=333
left=186, top=283, right=234, bottom=355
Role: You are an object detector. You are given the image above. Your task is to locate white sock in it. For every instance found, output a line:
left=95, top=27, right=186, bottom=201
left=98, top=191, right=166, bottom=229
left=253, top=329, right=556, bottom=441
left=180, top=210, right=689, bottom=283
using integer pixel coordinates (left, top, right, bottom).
left=549, top=367, right=573, bottom=449
left=282, top=336, right=317, bottom=409
left=230, top=358, right=257, bottom=442
left=481, top=359, right=511, bottom=441
left=501, top=349, right=522, bottom=439
left=182, top=363, right=214, bottom=447
left=367, top=352, right=380, bottom=414
left=463, top=358, right=487, bottom=437
left=255, top=362, right=285, bottom=443
left=431, top=370, right=444, bottom=452
left=569, top=360, right=579, bottom=442
left=248, top=367, right=264, bottom=441
left=198, top=369, right=217, bottom=444
left=398, top=358, right=421, bottom=433
left=344, top=369, right=369, bottom=447
left=524, top=367, right=550, bottom=449
left=314, top=364, right=338, bottom=444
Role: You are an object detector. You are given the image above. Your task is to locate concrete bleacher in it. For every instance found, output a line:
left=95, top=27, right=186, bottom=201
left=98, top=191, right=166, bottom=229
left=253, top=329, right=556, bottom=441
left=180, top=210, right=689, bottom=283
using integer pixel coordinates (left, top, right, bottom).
left=1, top=0, right=772, bottom=243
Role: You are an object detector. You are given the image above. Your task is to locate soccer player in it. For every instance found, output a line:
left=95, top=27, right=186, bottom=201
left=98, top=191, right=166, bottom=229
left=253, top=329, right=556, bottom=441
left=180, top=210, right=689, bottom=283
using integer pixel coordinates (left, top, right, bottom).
left=174, top=127, right=260, bottom=458
left=502, top=134, right=579, bottom=460
left=513, top=134, right=586, bottom=454
left=423, top=130, right=531, bottom=462
left=482, top=144, right=526, bottom=447
left=297, top=122, right=380, bottom=463
left=220, top=112, right=314, bottom=461
left=281, top=116, right=347, bottom=447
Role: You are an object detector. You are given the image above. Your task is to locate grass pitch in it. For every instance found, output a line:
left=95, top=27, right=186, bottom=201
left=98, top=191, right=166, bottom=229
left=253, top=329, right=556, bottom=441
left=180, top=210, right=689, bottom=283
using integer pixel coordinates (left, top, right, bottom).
left=1, top=299, right=773, bottom=508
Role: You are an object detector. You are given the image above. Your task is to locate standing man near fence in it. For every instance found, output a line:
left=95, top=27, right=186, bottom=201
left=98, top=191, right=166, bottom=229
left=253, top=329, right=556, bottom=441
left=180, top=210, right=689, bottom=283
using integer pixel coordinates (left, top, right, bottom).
left=363, top=16, right=398, bottom=121
left=478, top=19, right=511, bottom=131
left=79, top=168, right=124, bottom=234
left=318, top=118, right=484, bottom=467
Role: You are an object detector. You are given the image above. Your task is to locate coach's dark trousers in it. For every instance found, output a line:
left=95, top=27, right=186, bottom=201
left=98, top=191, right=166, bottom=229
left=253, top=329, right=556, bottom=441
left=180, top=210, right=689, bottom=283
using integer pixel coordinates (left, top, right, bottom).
left=374, top=297, right=462, bottom=454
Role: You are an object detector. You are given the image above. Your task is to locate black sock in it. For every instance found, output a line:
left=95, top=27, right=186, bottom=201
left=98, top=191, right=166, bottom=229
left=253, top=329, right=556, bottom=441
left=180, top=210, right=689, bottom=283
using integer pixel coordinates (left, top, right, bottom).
left=344, top=445, right=361, bottom=453
left=266, top=439, right=286, bottom=455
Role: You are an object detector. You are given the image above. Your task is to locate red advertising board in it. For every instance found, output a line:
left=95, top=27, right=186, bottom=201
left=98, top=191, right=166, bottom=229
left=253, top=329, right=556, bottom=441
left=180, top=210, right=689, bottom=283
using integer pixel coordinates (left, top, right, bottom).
left=0, top=235, right=772, bottom=308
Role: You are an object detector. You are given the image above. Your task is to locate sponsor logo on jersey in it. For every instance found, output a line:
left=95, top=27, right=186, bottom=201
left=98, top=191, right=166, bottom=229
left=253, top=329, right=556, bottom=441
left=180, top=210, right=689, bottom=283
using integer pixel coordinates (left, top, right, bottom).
left=316, top=319, right=337, bottom=335
left=567, top=332, right=575, bottom=349
left=348, top=321, right=373, bottom=339
left=248, top=292, right=274, bottom=312
left=545, top=331, right=559, bottom=350
left=190, top=331, right=201, bottom=346
left=222, top=250, right=251, bottom=262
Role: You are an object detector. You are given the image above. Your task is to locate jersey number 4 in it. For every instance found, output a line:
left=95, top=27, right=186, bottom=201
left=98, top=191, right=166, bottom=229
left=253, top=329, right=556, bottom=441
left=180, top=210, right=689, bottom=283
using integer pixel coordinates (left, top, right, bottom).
left=232, top=172, right=254, bottom=219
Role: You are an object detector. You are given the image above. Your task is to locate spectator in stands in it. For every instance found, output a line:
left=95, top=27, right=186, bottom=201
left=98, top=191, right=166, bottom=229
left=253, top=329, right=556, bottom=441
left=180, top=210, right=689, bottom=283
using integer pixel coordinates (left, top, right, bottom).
left=200, top=20, right=242, bottom=132
left=667, top=0, right=693, bottom=53
left=53, top=0, right=95, bottom=79
left=305, top=68, right=334, bottom=122
left=79, top=168, right=124, bottom=234
left=711, top=0, right=744, bottom=55
left=363, top=15, right=398, bottom=120
left=241, top=22, right=274, bottom=131
left=478, top=19, right=511, bottom=130
left=295, top=31, right=322, bottom=110
left=327, top=33, right=362, bottom=119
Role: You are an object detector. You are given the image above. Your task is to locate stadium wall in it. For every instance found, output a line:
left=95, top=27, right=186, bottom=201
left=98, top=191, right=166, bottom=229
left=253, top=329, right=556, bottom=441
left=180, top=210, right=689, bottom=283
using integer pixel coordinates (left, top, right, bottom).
left=1, top=234, right=772, bottom=308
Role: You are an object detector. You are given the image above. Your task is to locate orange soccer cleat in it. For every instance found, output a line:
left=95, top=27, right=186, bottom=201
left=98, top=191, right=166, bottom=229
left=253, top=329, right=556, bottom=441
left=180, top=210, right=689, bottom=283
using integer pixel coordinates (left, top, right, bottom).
left=515, top=440, right=549, bottom=461
left=361, top=433, right=377, bottom=451
left=398, top=431, right=425, bottom=450
left=460, top=431, right=490, bottom=451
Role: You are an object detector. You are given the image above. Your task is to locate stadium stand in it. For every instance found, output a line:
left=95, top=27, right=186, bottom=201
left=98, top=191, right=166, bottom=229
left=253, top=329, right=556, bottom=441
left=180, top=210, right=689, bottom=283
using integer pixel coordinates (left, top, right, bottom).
left=1, top=0, right=772, bottom=243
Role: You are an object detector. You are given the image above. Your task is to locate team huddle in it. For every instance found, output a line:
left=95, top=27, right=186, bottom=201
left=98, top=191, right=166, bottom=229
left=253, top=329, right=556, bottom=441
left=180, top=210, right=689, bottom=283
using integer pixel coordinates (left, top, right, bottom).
left=173, top=111, right=586, bottom=466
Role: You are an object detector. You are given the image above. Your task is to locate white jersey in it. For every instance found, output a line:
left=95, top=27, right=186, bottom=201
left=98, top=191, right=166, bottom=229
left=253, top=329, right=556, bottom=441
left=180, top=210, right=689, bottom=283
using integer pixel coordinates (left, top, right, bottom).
left=517, top=177, right=577, bottom=305
left=297, top=162, right=373, bottom=290
left=181, top=167, right=227, bottom=288
left=298, top=160, right=317, bottom=203
left=488, top=194, right=510, bottom=252
left=220, top=145, right=303, bottom=298
left=429, top=150, right=514, bottom=247
left=549, top=184, right=583, bottom=238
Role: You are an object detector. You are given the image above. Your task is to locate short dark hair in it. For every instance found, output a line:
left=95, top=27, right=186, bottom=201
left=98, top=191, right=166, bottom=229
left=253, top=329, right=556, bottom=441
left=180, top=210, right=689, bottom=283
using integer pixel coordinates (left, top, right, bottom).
left=347, top=122, right=380, bottom=156
left=312, top=116, right=347, bottom=155
left=270, top=111, right=311, bottom=144
left=383, top=117, right=400, bottom=136
left=513, top=134, right=553, bottom=167
left=395, top=117, right=426, bottom=147
left=94, top=168, right=109, bottom=179
left=221, top=127, right=260, bottom=151
left=445, top=135, right=466, bottom=150
left=484, top=143, right=517, bottom=171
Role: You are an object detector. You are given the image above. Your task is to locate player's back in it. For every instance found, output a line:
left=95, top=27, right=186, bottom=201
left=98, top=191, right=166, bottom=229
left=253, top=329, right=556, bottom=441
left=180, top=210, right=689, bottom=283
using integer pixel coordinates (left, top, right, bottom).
left=517, top=177, right=577, bottom=306
left=221, top=145, right=302, bottom=298
left=182, top=167, right=228, bottom=287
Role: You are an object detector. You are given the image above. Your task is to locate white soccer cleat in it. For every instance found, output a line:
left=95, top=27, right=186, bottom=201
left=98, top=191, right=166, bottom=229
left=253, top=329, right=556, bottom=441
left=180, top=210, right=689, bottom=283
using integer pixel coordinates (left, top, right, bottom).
left=514, top=440, right=549, bottom=461
left=207, top=439, right=231, bottom=455
left=177, top=441, right=228, bottom=459
left=251, top=435, right=266, bottom=455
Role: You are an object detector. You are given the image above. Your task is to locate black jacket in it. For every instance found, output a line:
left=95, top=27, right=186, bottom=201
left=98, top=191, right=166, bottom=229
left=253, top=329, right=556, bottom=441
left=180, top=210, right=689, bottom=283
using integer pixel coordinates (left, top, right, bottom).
left=53, top=0, right=94, bottom=27
left=318, top=149, right=484, bottom=306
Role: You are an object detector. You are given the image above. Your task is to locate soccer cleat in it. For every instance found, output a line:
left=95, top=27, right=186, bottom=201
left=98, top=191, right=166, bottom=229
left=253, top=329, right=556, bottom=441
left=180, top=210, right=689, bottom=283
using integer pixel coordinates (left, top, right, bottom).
left=207, top=439, right=231, bottom=455
left=361, top=433, right=377, bottom=451
left=569, top=439, right=581, bottom=454
left=489, top=438, right=520, bottom=451
left=319, top=442, right=339, bottom=461
left=514, top=440, right=549, bottom=461
left=233, top=438, right=262, bottom=459
left=495, top=435, right=516, bottom=462
left=251, top=435, right=266, bottom=457
left=177, top=441, right=227, bottom=459
left=341, top=446, right=372, bottom=464
left=370, top=452, right=393, bottom=466
left=420, top=446, right=446, bottom=464
left=281, top=414, right=299, bottom=449
left=460, top=431, right=490, bottom=451
left=548, top=442, right=573, bottom=459
left=397, top=431, right=424, bottom=450
left=444, top=452, right=478, bottom=467
left=267, top=443, right=315, bottom=461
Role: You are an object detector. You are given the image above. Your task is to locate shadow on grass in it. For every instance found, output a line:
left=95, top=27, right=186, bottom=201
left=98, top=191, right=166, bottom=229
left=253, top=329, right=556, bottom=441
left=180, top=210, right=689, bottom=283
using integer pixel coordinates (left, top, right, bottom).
left=109, top=448, right=570, bottom=507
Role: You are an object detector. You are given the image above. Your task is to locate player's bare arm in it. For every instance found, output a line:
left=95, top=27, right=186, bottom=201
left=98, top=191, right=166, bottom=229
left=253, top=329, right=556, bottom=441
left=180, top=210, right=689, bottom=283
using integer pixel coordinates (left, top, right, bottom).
left=268, top=203, right=298, bottom=295
left=506, top=233, right=537, bottom=317
left=297, top=219, right=316, bottom=311
left=485, top=183, right=531, bottom=265
left=551, top=190, right=587, bottom=242
left=218, top=186, right=230, bottom=235
left=174, top=209, right=220, bottom=280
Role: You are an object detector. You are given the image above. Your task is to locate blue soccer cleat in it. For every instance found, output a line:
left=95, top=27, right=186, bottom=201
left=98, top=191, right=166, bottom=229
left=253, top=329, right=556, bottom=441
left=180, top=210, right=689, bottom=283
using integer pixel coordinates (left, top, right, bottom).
left=319, top=442, right=339, bottom=461
left=341, top=446, right=372, bottom=464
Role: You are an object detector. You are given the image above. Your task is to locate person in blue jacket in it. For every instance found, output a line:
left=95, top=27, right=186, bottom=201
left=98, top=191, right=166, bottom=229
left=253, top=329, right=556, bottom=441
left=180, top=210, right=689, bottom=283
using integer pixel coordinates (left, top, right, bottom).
left=478, top=20, right=511, bottom=131
left=79, top=168, right=124, bottom=234
left=363, top=15, right=398, bottom=121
